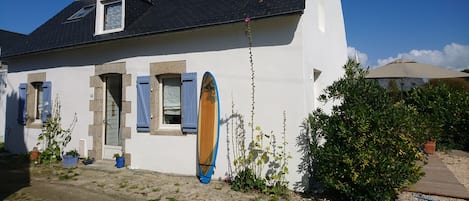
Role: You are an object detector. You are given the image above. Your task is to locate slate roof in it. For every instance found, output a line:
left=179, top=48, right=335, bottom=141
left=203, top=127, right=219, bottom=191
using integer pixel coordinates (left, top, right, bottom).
left=1, top=0, right=304, bottom=58
left=0, top=30, right=27, bottom=54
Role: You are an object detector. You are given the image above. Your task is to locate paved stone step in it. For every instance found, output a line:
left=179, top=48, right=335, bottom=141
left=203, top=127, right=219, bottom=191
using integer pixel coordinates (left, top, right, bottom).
left=408, top=155, right=469, bottom=199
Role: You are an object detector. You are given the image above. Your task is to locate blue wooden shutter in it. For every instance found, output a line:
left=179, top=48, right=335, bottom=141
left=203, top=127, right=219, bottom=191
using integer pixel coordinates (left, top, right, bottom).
left=41, top=81, right=52, bottom=122
left=181, top=73, right=197, bottom=133
left=17, top=83, right=27, bottom=125
left=137, top=76, right=150, bottom=132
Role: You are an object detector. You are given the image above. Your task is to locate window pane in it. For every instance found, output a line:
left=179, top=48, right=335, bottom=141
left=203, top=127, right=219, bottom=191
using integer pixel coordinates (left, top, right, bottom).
left=34, top=83, right=44, bottom=120
left=163, top=77, right=181, bottom=124
left=68, top=5, right=94, bottom=20
left=104, top=2, right=122, bottom=30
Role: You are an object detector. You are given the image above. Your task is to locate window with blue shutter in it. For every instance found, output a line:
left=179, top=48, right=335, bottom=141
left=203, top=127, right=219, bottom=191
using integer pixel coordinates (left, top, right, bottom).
left=137, top=76, right=150, bottom=132
left=18, top=83, right=27, bottom=125
left=181, top=73, right=198, bottom=133
left=41, top=81, right=52, bottom=122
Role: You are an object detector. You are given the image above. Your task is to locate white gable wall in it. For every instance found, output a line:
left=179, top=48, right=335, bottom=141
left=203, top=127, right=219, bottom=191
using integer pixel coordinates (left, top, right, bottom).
left=4, top=0, right=347, bottom=188
left=0, top=69, right=8, bottom=143
left=4, top=66, right=94, bottom=153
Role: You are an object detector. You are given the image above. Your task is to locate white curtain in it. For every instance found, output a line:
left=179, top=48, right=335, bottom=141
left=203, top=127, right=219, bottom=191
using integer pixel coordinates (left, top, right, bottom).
left=104, top=2, right=122, bottom=30
left=36, top=86, right=44, bottom=119
left=163, top=78, right=181, bottom=115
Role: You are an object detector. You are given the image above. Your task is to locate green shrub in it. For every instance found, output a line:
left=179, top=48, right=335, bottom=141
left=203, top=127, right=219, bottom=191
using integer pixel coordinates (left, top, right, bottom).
left=300, top=59, right=424, bottom=200
left=404, top=84, right=469, bottom=151
left=426, top=78, right=469, bottom=92
left=65, top=149, right=80, bottom=157
left=37, top=96, right=77, bottom=164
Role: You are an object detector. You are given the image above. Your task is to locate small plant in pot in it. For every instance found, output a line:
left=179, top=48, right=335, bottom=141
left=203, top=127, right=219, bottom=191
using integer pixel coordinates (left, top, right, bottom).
left=63, top=149, right=80, bottom=168
left=114, top=153, right=125, bottom=168
left=82, top=157, right=95, bottom=165
left=30, top=147, right=40, bottom=164
left=421, top=123, right=441, bottom=155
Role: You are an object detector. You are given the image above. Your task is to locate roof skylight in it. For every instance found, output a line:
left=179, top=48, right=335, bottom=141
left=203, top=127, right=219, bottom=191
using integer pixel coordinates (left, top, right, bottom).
left=67, top=5, right=95, bottom=21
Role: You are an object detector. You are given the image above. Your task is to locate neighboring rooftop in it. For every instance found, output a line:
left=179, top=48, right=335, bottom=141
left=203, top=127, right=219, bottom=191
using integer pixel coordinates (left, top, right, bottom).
left=1, top=0, right=305, bottom=58
left=0, top=30, right=27, bottom=56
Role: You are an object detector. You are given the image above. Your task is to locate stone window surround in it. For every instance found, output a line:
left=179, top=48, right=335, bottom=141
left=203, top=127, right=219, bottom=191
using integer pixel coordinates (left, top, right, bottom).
left=150, top=60, right=186, bottom=136
left=89, top=62, right=132, bottom=165
left=26, top=72, right=46, bottom=129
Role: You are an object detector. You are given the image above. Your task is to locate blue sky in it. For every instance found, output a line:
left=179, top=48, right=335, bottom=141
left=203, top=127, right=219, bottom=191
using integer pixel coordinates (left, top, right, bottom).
left=1, top=0, right=468, bottom=70
left=342, top=0, right=469, bottom=69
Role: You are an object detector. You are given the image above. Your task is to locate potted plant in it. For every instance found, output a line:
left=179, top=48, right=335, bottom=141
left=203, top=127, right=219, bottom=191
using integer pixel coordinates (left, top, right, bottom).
left=30, top=147, right=40, bottom=163
left=424, top=139, right=436, bottom=155
left=63, top=149, right=80, bottom=168
left=422, top=126, right=440, bottom=155
left=114, top=153, right=125, bottom=168
left=82, top=157, right=95, bottom=165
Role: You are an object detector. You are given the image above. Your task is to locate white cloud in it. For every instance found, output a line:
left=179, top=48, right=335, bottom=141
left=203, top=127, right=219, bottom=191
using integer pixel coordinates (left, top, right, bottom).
left=347, top=46, right=368, bottom=66
left=377, top=43, right=469, bottom=71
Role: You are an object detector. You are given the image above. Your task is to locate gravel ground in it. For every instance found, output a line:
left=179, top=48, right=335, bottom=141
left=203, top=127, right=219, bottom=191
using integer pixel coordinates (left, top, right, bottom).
left=3, top=160, right=305, bottom=201
left=438, top=150, right=469, bottom=191
left=2, top=150, right=468, bottom=200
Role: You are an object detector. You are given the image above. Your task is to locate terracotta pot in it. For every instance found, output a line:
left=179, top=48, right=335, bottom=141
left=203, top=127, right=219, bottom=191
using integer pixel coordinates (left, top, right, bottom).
left=424, top=140, right=436, bottom=155
left=30, top=149, right=40, bottom=161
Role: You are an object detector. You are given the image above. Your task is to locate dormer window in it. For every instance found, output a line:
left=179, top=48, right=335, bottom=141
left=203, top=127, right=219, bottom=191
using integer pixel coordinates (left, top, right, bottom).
left=67, top=5, right=95, bottom=21
left=95, top=0, right=125, bottom=35
left=104, top=1, right=122, bottom=30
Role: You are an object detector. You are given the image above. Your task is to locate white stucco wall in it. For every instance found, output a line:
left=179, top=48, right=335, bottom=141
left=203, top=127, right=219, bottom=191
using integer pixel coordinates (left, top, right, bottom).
left=3, top=0, right=347, bottom=189
left=0, top=69, right=7, bottom=143
left=5, top=66, right=94, bottom=153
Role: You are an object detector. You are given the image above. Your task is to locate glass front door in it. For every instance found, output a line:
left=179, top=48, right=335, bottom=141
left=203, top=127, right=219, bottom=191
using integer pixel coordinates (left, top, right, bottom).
left=103, top=74, right=122, bottom=159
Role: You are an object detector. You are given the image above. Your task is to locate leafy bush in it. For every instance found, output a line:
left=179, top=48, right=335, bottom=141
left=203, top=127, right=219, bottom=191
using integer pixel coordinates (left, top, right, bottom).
left=37, top=97, right=77, bottom=164
left=65, top=149, right=80, bottom=157
left=229, top=18, right=290, bottom=197
left=427, top=78, right=469, bottom=92
left=404, top=84, right=469, bottom=151
left=300, top=60, right=424, bottom=200
left=230, top=117, right=290, bottom=196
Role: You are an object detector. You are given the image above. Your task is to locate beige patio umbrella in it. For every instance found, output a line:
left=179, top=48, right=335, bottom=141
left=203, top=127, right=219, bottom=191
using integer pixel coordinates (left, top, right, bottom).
left=366, top=59, right=469, bottom=78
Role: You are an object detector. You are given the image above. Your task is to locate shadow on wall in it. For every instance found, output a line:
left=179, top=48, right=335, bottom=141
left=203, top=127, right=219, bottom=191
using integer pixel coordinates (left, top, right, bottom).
left=0, top=70, right=7, bottom=143
left=0, top=90, right=30, bottom=200
left=294, top=120, right=322, bottom=193
left=7, top=15, right=300, bottom=73
left=220, top=112, right=247, bottom=179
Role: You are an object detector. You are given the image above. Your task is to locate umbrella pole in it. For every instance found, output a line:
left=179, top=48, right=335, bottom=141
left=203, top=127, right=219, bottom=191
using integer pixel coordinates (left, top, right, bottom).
left=400, top=78, right=404, bottom=99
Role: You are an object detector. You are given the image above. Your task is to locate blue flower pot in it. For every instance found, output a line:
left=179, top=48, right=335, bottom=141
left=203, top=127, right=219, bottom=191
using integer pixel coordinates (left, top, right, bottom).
left=115, top=157, right=125, bottom=168
left=63, top=155, right=79, bottom=168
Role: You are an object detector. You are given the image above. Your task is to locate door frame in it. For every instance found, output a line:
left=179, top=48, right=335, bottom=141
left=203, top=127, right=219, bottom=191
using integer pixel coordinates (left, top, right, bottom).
left=89, top=62, right=132, bottom=163
left=102, top=73, right=123, bottom=159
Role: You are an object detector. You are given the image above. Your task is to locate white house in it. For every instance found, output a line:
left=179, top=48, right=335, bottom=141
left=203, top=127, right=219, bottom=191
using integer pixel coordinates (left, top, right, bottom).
left=0, top=0, right=347, bottom=188
left=0, top=30, right=27, bottom=143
